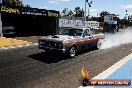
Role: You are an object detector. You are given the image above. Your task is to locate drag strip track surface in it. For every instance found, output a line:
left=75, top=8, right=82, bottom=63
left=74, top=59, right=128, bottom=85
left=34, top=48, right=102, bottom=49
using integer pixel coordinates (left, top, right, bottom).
left=0, top=44, right=132, bottom=88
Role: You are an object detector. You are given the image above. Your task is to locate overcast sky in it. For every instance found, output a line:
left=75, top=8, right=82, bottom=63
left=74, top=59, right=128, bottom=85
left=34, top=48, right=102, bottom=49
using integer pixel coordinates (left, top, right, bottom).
left=22, top=0, right=132, bottom=18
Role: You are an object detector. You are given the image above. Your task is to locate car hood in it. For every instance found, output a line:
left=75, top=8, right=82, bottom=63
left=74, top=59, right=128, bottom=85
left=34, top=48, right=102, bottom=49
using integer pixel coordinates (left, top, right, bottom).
left=41, top=35, right=80, bottom=42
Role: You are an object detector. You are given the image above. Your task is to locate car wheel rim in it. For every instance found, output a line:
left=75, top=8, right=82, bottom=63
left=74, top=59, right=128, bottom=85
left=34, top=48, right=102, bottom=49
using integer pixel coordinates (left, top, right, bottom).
left=70, top=47, right=76, bottom=57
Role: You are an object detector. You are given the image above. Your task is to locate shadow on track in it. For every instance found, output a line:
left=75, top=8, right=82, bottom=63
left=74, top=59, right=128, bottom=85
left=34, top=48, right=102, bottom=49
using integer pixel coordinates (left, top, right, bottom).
left=28, top=52, right=70, bottom=64
left=77, top=48, right=96, bottom=56
left=28, top=48, right=96, bottom=64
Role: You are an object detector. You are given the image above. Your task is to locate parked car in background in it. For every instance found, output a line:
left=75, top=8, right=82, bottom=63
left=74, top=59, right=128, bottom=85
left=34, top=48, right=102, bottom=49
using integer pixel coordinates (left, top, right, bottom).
left=38, top=28, right=105, bottom=57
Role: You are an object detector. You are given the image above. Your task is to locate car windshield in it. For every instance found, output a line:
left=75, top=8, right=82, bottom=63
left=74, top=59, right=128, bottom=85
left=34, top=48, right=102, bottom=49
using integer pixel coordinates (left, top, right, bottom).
left=61, top=29, right=83, bottom=36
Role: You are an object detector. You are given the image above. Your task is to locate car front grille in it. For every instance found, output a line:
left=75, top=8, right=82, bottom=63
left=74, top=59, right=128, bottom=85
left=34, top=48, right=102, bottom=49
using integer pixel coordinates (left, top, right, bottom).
left=39, top=40, right=63, bottom=49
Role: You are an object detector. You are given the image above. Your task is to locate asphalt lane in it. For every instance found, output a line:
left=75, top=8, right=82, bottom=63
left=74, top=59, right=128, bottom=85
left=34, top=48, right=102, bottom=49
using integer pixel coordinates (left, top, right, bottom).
left=0, top=43, right=132, bottom=88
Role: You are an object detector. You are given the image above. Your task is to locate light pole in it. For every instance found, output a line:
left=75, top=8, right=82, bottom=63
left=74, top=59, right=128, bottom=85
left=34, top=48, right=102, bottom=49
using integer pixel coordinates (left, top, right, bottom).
left=85, top=0, right=87, bottom=21
left=86, top=0, right=93, bottom=21
left=0, top=13, right=3, bottom=37
left=88, top=8, right=89, bottom=20
left=0, top=0, right=3, bottom=37
left=125, top=10, right=128, bottom=19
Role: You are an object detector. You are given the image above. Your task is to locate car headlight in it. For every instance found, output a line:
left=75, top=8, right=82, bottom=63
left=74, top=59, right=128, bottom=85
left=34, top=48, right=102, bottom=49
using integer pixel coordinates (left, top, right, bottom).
left=39, top=40, right=45, bottom=45
left=57, top=42, right=63, bottom=49
left=54, top=42, right=57, bottom=47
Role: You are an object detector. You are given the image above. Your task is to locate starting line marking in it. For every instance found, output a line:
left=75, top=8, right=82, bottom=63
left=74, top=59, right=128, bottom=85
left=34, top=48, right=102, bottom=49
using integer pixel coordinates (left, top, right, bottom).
left=0, top=43, right=38, bottom=51
left=79, top=53, right=132, bottom=88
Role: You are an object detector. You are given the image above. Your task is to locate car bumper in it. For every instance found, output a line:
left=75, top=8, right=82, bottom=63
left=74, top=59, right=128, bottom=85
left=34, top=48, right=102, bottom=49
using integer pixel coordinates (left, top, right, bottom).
left=38, top=45, right=66, bottom=53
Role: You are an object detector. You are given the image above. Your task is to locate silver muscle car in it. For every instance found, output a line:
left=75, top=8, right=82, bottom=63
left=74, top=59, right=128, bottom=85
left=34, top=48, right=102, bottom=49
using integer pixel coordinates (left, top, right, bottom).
left=38, top=28, right=105, bottom=57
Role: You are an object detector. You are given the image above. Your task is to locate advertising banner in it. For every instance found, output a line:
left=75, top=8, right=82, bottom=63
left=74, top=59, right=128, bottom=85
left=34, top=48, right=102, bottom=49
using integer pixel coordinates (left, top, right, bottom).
left=0, top=5, right=59, bottom=17
left=59, top=19, right=99, bottom=28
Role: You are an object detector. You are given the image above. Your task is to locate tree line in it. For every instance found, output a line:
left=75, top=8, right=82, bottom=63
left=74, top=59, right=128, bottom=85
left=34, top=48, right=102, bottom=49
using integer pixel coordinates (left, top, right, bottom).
left=61, top=7, right=85, bottom=17
left=61, top=7, right=132, bottom=28
left=61, top=7, right=110, bottom=19
left=2, top=0, right=31, bottom=7
left=61, top=7, right=110, bottom=21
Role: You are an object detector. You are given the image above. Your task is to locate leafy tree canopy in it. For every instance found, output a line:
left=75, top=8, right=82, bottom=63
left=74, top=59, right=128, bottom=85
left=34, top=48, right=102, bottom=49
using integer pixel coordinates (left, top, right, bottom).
left=61, top=7, right=84, bottom=17
left=61, top=8, right=73, bottom=16
left=74, top=7, right=84, bottom=17
left=2, top=0, right=31, bottom=7
left=99, top=11, right=110, bottom=18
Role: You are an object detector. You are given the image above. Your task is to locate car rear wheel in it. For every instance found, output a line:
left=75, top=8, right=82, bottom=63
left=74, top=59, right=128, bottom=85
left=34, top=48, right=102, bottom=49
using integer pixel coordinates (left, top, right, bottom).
left=96, top=39, right=103, bottom=49
left=69, top=46, right=76, bottom=57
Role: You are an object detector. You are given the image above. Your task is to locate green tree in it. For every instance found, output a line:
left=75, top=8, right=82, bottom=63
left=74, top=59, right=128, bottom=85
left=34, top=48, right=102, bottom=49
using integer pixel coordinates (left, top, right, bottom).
left=74, top=7, right=84, bottom=17
left=61, top=8, right=74, bottom=17
left=25, top=4, right=32, bottom=8
left=99, top=11, right=110, bottom=18
left=2, top=0, right=24, bottom=7
left=61, top=8, right=68, bottom=16
left=67, top=10, right=74, bottom=16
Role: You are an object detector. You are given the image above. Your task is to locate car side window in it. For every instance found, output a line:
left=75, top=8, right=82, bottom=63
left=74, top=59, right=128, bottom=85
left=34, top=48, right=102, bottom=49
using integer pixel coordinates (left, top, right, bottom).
left=83, top=29, right=91, bottom=36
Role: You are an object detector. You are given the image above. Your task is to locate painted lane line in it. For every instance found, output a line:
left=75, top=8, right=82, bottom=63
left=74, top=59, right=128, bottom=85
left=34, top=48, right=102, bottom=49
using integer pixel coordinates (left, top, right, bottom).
left=25, top=44, right=30, bottom=46
left=93, top=54, right=132, bottom=80
left=33, top=43, right=38, bottom=45
left=0, top=43, right=38, bottom=51
left=15, top=45, right=23, bottom=48
left=8, top=46, right=16, bottom=49
left=0, top=47, right=8, bottom=49
left=79, top=53, right=132, bottom=88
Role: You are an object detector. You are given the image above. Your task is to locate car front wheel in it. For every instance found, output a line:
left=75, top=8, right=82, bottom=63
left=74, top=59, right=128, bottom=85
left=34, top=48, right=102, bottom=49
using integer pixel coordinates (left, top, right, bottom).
left=69, top=46, right=77, bottom=57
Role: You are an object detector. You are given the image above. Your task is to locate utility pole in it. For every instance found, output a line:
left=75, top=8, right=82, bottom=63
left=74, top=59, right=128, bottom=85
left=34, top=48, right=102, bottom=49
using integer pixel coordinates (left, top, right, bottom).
left=0, top=0, right=3, bottom=37
left=0, top=14, right=3, bottom=37
left=125, top=10, right=128, bottom=19
left=85, top=0, right=93, bottom=28
left=85, top=0, right=87, bottom=21
left=88, top=8, right=89, bottom=20
left=86, top=0, right=93, bottom=21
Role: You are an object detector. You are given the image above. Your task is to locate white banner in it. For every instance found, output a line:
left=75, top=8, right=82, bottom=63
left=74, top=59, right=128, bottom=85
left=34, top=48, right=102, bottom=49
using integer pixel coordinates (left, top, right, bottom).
left=59, top=19, right=99, bottom=28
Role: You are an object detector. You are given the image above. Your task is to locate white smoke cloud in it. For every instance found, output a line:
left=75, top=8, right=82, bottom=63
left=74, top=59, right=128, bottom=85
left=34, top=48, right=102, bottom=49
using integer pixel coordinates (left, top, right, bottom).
left=100, top=28, right=132, bottom=49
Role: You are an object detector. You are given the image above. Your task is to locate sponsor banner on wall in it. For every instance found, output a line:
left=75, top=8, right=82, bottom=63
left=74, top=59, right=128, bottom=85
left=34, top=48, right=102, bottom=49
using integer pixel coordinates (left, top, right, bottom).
left=59, top=19, right=99, bottom=28
left=0, top=5, right=59, bottom=17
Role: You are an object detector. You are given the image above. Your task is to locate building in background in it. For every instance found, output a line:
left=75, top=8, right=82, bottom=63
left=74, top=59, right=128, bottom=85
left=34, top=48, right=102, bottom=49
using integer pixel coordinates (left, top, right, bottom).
left=103, top=14, right=118, bottom=33
left=0, top=4, right=59, bottom=36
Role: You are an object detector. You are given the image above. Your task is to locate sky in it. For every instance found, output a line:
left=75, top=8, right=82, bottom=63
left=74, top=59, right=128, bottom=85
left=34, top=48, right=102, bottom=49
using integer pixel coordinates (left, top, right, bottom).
left=22, top=0, right=132, bottom=19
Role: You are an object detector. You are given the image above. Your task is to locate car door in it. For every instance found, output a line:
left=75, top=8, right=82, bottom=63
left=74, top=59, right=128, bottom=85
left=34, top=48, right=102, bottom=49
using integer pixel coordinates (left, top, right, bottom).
left=82, top=29, right=96, bottom=48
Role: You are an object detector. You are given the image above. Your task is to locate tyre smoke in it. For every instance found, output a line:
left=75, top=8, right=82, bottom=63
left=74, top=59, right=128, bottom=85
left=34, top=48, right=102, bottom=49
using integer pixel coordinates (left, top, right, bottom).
left=100, top=27, right=132, bottom=49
